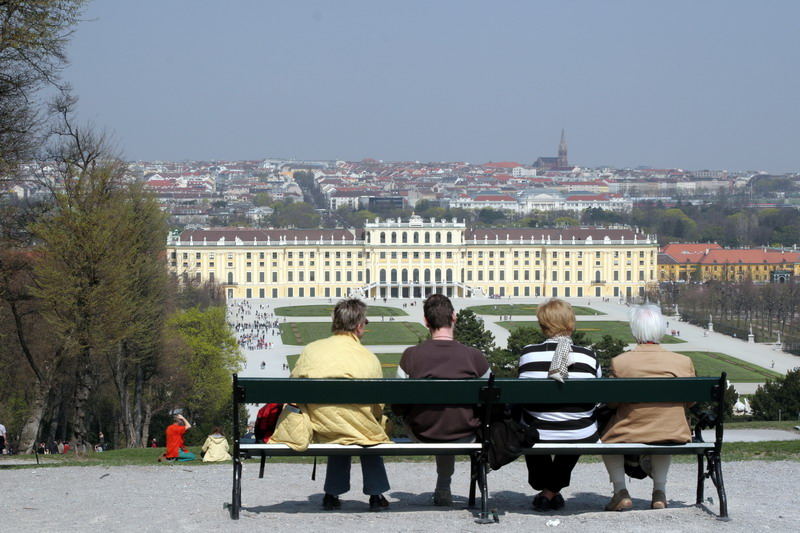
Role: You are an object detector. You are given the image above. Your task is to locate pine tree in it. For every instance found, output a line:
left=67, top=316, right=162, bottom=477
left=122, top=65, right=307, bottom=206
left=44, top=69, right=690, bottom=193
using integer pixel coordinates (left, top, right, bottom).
left=751, top=369, right=800, bottom=420
left=454, top=309, right=495, bottom=354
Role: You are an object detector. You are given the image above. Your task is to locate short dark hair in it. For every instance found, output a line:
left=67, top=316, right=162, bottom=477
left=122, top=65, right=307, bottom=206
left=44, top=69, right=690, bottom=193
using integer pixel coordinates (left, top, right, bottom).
left=331, top=298, right=368, bottom=333
left=424, top=293, right=455, bottom=330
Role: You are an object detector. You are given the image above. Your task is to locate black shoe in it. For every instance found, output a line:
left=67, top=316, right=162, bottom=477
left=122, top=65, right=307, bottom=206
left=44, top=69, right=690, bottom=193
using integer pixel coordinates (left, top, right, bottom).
left=550, top=493, right=565, bottom=510
left=532, top=494, right=552, bottom=512
left=322, top=493, right=341, bottom=511
left=369, top=494, right=389, bottom=512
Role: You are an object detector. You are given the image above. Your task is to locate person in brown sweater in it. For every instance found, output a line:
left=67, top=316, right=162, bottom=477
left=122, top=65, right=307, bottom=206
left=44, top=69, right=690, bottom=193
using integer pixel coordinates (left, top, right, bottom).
left=395, top=294, right=490, bottom=506
left=601, top=305, right=696, bottom=512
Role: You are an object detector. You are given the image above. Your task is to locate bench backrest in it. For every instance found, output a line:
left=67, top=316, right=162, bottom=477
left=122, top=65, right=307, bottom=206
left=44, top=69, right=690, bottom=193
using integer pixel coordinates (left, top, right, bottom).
left=234, top=375, right=723, bottom=405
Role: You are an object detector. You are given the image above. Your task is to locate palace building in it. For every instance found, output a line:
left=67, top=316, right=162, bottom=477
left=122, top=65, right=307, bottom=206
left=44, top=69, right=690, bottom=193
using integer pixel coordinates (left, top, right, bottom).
left=658, top=243, right=800, bottom=283
left=167, top=216, right=658, bottom=300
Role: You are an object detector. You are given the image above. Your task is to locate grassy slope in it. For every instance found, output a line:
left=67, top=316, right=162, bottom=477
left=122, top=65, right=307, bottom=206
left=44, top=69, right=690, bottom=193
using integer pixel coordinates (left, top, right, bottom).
left=280, top=322, right=428, bottom=346
left=497, top=320, right=685, bottom=344
left=274, top=305, right=407, bottom=317
left=676, top=351, right=782, bottom=382
left=468, top=304, right=603, bottom=316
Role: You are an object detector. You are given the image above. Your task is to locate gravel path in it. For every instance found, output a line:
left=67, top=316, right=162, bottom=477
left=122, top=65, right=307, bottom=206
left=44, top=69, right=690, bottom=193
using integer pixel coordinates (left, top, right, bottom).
left=3, top=460, right=798, bottom=532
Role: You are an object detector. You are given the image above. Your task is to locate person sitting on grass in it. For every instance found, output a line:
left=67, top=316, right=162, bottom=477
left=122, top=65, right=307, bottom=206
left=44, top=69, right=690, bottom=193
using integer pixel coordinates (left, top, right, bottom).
left=201, top=426, right=232, bottom=462
left=160, top=414, right=195, bottom=462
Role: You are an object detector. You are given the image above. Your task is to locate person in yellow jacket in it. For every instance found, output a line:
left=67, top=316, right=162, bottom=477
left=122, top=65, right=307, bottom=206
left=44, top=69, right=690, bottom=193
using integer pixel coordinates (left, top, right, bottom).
left=290, top=298, right=392, bottom=512
left=201, top=427, right=232, bottom=462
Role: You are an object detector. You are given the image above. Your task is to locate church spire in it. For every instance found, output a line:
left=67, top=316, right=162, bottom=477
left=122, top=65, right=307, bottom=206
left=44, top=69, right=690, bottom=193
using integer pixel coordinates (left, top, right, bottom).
left=558, top=129, right=568, bottom=168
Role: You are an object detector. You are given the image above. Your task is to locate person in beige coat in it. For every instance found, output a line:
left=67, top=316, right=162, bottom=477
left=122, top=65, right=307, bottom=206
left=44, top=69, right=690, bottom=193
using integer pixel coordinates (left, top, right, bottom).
left=601, top=305, right=695, bottom=512
left=289, top=298, right=391, bottom=512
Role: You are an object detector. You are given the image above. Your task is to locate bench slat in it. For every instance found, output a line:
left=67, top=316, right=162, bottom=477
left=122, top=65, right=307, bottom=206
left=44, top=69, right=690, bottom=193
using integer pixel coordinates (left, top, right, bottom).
left=240, top=443, right=482, bottom=456
left=236, top=377, right=719, bottom=404
left=238, top=442, right=714, bottom=457
left=521, top=442, right=714, bottom=455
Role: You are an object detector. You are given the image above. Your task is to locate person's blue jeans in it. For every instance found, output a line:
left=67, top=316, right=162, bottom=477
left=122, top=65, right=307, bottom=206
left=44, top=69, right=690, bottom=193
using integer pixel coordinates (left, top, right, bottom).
left=324, top=455, right=389, bottom=496
left=177, top=450, right=196, bottom=462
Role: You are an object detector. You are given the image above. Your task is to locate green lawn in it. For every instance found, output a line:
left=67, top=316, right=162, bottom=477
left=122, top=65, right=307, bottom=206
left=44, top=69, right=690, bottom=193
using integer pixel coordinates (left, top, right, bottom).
left=726, top=420, right=800, bottom=431
left=497, top=320, right=685, bottom=344
left=468, top=304, right=603, bottom=316
left=286, top=353, right=403, bottom=378
left=280, top=322, right=429, bottom=346
left=4, top=439, right=799, bottom=468
left=675, top=351, right=782, bottom=382
left=274, top=305, right=407, bottom=317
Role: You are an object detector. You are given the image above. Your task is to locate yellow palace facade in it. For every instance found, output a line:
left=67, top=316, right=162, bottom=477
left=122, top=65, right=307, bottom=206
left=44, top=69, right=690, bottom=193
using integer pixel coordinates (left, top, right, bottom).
left=167, top=216, right=658, bottom=300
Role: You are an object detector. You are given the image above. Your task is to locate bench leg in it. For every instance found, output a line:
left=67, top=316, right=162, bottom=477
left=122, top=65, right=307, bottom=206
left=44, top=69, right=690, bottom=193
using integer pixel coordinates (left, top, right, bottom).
left=468, top=453, right=478, bottom=508
left=474, top=458, right=497, bottom=524
left=695, top=454, right=705, bottom=505
left=230, top=458, right=243, bottom=519
left=259, top=451, right=267, bottom=479
left=708, top=452, right=729, bottom=520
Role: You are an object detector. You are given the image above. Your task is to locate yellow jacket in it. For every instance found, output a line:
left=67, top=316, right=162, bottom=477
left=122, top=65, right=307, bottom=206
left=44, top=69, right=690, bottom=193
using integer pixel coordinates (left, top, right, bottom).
left=201, top=434, right=231, bottom=462
left=290, top=333, right=391, bottom=446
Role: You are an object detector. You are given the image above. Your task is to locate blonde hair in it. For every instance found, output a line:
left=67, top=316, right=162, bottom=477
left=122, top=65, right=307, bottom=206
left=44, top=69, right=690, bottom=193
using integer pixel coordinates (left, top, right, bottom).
left=537, top=299, right=576, bottom=338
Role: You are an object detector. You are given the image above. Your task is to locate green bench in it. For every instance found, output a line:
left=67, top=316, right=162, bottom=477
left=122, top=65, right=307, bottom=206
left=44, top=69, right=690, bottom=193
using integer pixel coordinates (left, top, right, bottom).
left=227, top=372, right=728, bottom=522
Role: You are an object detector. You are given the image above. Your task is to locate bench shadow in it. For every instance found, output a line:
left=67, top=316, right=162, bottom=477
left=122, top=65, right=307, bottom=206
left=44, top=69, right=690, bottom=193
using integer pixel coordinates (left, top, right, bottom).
left=240, top=490, right=697, bottom=517
left=478, top=491, right=697, bottom=517
left=241, top=491, right=479, bottom=515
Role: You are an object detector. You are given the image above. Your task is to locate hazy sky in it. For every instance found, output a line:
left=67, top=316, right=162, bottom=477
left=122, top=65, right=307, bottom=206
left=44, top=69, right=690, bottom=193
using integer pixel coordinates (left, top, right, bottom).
left=65, top=1, right=800, bottom=171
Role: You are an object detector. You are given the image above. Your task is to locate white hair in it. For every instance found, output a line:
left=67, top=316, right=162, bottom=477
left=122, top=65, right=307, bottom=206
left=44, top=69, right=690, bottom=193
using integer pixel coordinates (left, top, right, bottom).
left=629, top=305, right=667, bottom=344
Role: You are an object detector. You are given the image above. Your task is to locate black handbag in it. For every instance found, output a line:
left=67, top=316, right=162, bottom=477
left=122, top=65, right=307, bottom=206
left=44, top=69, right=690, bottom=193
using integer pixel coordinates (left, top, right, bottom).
left=624, top=454, right=652, bottom=479
left=484, top=417, right=539, bottom=471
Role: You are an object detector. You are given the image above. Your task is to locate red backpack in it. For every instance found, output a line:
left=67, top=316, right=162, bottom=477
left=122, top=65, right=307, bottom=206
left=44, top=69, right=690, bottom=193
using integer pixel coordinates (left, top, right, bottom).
left=254, top=403, right=284, bottom=443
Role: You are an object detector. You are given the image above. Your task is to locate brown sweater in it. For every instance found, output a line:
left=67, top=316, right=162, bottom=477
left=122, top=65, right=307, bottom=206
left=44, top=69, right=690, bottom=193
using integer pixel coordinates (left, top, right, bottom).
left=601, top=344, right=696, bottom=444
left=395, top=339, right=490, bottom=442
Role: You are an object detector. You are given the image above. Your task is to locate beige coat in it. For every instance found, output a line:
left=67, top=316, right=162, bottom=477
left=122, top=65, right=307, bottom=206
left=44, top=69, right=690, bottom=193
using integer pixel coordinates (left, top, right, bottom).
left=201, top=434, right=231, bottom=462
left=288, top=333, right=391, bottom=446
left=601, top=344, right=696, bottom=444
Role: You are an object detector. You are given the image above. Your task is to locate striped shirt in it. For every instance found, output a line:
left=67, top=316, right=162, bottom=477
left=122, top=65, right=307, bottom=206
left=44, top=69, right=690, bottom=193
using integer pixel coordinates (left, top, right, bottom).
left=517, top=341, right=602, bottom=443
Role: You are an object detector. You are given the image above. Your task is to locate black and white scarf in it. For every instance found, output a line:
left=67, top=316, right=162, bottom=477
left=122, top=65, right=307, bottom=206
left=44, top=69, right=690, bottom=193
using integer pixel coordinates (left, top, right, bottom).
left=546, top=335, right=572, bottom=383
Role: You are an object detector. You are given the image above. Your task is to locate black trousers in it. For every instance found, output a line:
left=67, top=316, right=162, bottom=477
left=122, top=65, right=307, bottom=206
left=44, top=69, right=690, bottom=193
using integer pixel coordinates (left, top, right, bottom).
left=525, top=454, right=581, bottom=493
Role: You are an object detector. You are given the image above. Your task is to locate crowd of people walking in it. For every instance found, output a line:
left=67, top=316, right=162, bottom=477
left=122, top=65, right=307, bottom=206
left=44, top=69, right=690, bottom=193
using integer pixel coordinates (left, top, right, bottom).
left=228, top=300, right=282, bottom=351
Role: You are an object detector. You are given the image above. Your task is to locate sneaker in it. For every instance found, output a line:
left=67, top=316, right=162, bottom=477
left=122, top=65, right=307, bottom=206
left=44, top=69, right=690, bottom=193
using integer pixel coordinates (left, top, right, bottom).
left=322, top=493, right=341, bottom=511
left=651, top=490, right=667, bottom=509
left=369, top=494, right=389, bottom=512
left=433, top=488, right=453, bottom=507
left=605, top=489, right=633, bottom=512
left=532, top=493, right=551, bottom=512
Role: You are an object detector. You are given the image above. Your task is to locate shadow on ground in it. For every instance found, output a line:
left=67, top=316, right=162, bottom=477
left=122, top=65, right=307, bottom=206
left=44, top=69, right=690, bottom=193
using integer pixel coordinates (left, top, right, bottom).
left=240, top=489, right=698, bottom=517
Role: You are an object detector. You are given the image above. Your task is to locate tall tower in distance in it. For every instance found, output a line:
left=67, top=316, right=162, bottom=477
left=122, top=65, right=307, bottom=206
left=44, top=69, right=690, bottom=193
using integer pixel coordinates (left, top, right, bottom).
left=557, top=129, right=568, bottom=168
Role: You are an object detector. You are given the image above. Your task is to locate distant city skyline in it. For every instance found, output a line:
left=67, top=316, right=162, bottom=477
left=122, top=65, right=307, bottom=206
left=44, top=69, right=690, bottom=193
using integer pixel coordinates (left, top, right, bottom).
left=64, top=1, right=800, bottom=172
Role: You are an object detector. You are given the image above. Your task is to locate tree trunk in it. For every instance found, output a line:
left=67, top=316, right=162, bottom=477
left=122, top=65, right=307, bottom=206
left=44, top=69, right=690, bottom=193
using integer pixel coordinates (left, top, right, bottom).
left=17, top=382, right=51, bottom=453
left=141, top=397, right=153, bottom=447
left=45, top=396, right=60, bottom=444
left=132, top=365, right=144, bottom=447
left=70, top=350, right=94, bottom=447
left=108, top=342, right=139, bottom=447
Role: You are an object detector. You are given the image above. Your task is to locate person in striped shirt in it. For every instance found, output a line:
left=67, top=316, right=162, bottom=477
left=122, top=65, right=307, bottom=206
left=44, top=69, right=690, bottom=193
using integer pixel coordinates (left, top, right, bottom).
left=517, top=299, right=601, bottom=512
